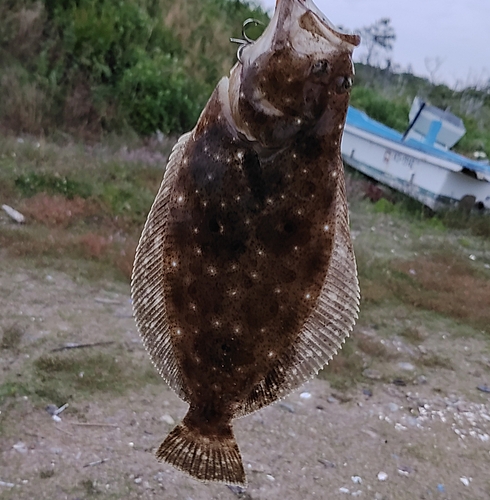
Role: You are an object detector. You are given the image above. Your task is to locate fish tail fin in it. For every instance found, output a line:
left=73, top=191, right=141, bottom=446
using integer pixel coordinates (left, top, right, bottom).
left=156, top=419, right=246, bottom=486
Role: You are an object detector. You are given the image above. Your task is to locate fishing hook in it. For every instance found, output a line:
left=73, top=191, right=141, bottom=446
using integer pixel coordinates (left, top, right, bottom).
left=230, top=18, right=264, bottom=63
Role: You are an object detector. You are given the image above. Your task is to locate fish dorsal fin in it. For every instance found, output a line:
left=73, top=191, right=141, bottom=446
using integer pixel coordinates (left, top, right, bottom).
left=131, top=131, right=193, bottom=402
left=236, top=170, right=360, bottom=417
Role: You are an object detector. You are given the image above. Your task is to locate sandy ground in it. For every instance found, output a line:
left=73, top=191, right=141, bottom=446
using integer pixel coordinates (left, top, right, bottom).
left=1, top=256, right=489, bottom=500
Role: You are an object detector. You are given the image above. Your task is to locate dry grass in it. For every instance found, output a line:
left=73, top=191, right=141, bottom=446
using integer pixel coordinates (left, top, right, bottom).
left=418, top=353, right=454, bottom=370
left=395, top=253, right=490, bottom=332
left=320, top=340, right=365, bottom=390
left=358, top=251, right=490, bottom=333
left=20, top=193, right=96, bottom=227
left=0, top=67, right=52, bottom=135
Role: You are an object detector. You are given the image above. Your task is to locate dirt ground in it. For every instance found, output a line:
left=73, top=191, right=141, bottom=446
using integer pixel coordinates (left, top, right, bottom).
left=1, top=253, right=489, bottom=500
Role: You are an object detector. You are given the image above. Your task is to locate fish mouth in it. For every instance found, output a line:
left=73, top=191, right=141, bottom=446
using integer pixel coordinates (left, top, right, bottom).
left=241, top=0, right=360, bottom=66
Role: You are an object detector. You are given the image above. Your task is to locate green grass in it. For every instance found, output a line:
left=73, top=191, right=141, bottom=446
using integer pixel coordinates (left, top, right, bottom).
left=1, top=348, right=160, bottom=407
left=32, top=349, right=160, bottom=405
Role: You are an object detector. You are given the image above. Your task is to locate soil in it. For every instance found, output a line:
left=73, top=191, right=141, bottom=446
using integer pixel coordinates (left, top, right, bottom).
left=1, top=254, right=489, bottom=500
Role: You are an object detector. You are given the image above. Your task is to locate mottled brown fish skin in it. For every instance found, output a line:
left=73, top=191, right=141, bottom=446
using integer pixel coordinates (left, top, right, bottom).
left=132, top=0, right=360, bottom=487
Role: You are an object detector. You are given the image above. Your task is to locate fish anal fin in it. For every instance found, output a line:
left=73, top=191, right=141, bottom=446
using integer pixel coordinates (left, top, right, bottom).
left=156, top=412, right=245, bottom=486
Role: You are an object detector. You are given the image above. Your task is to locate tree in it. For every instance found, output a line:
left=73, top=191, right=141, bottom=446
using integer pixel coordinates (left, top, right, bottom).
left=360, top=18, right=396, bottom=67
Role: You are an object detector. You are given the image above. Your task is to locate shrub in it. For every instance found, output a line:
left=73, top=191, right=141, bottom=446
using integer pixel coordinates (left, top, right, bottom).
left=350, top=86, right=410, bottom=132
left=118, top=52, right=207, bottom=135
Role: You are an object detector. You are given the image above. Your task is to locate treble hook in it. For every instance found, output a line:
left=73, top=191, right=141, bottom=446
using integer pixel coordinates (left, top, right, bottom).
left=230, top=18, right=264, bottom=63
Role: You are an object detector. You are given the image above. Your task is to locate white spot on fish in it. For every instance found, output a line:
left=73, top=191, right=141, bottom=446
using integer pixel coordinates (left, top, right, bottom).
left=237, top=151, right=244, bottom=160
left=324, top=224, right=330, bottom=232
left=208, top=266, right=217, bottom=276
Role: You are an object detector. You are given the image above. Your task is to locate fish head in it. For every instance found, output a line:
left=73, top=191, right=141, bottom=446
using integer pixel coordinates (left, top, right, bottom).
left=228, top=0, right=360, bottom=148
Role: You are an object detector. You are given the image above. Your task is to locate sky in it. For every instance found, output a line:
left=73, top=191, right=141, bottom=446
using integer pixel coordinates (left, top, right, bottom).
left=258, top=0, right=490, bottom=89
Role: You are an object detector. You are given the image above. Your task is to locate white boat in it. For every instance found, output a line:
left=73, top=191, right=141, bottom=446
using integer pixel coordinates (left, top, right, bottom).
left=341, top=98, right=490, bottom=210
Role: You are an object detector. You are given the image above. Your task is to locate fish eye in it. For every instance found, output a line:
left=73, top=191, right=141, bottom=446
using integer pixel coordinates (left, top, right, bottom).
left=312, top=59, right=330, bottom=75
left=335, top=76, right=353, bottom=93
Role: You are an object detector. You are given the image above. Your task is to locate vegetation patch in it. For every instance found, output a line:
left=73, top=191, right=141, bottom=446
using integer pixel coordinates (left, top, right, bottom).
left=1, top=324, right=24, bottom=349
left=358, top=250, right=490, bottom=333
left=320, top=340, right=365, bottom=391
left=32, top=349, right=159, bottom=405
left=20, top=193, right=96, bottom=227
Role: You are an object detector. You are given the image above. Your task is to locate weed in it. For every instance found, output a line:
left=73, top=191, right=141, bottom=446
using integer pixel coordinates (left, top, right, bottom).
left=357, top=249, right=490, bottom=333
left=80, top=479, right=100, bottom=496
left=32, top=349, right=160, bottom=405
left=373, top=198, right=395, bottom=214
left=78, top=233, right=111, bottom=259
left=39, top=469, right=55, bottom=479
left=357, top=335, right=392, bottom=359
left=319, top=340, right=365, bottom=390
left=0, top=382, right=30, bottom=404
left=418, top=354, right=454, bottom=370
left=21, top=194, right=95, bottom=227
left=15, top=172, right=92, bottom=199
left=400, top=326, right=425, bottom=344
left=1, top=324, right=24, bottom=349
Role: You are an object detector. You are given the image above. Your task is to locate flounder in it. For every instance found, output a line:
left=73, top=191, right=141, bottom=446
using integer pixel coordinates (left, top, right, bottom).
left=131, top=0, right=360, bottom=486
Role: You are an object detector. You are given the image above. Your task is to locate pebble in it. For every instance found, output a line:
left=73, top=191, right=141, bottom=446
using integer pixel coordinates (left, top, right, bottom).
left=460, top=476, right=471, bottom=487
left=377, top=472, right=388, bottom=482
left=300, top=392, right=312, bottom=399
left=362, top=369, right=382, bottom=380
left=1, top=204, right=25, bottom=223
left=160, top=414, right=175, bottom=425
left=13, top=442, right=27, bottom=454
left=134, top=477, right=142, bottom=484
left=351, top=475, right=362, bottom=484
left=351, top=491, right=362, bottom=497
left=398, top=362, right=415, bottom=372
left=279, top=402, right=295, bottom=413
left=477, top=385, right=490, bottom=393
left=388, top=403, right=399, bottom=413
left=339, top=487, right=350, bottom=494
left=318, top=459, right=335, bottom=468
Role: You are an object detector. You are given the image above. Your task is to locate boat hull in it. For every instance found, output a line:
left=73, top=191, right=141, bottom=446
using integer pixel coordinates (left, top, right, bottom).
left=341, top=115, right=490, bottom=210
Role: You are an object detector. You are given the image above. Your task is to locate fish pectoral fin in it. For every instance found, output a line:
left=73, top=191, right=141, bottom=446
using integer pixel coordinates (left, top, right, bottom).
left=156, top=413, right=245, bottom=486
